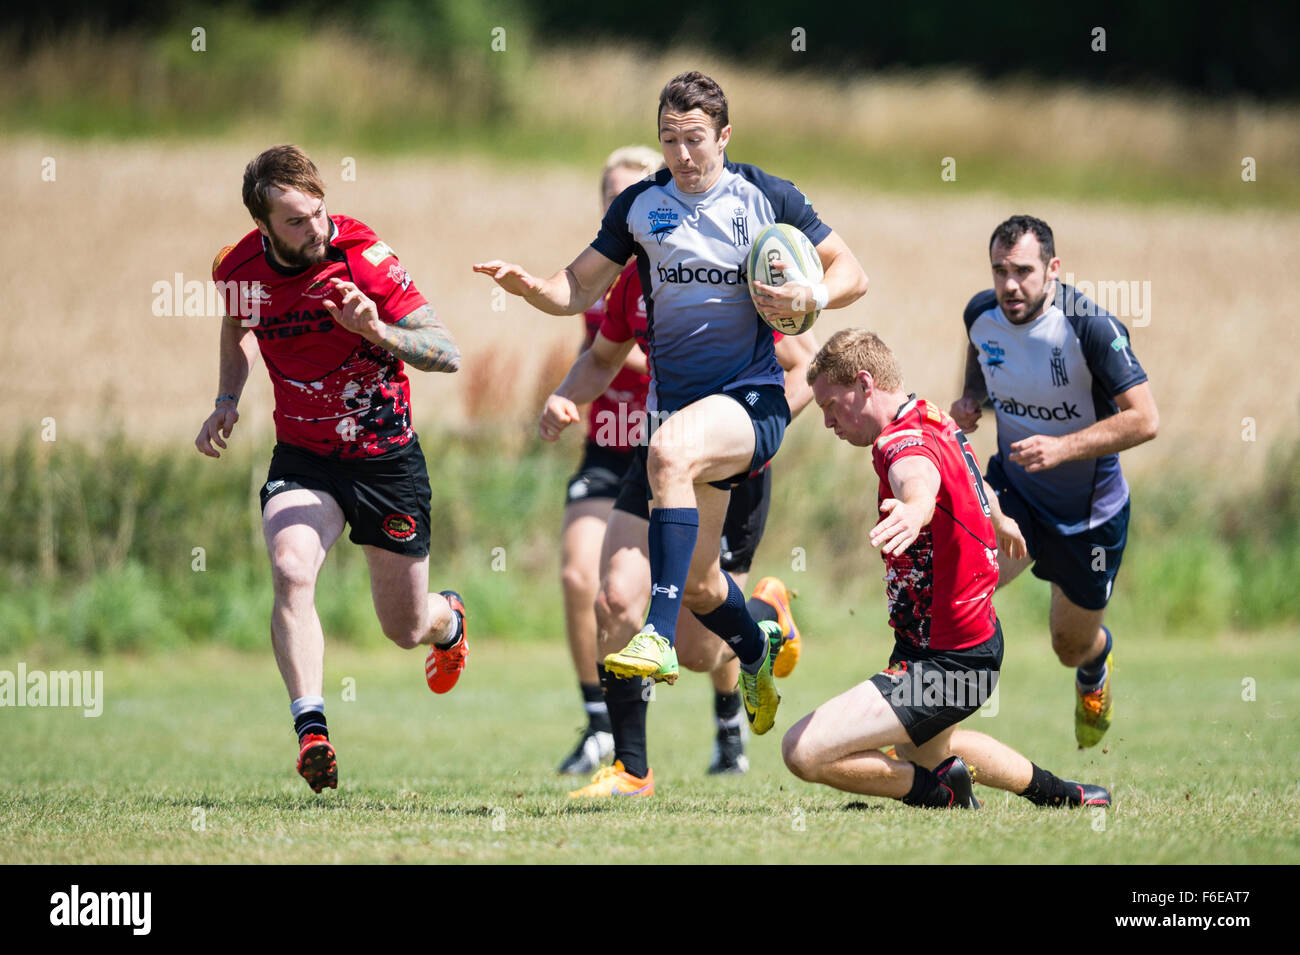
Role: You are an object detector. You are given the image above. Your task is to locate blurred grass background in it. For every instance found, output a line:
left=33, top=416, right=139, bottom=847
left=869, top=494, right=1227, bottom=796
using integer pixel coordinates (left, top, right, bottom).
left=4, top=7, right=1299, bottom=208
left=3, top=424, right=1297, bottom=655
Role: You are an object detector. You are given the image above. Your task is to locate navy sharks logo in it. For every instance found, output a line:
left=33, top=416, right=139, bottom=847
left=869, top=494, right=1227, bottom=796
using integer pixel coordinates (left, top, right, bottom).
left=980, top=340, right=1006, bottom=375
left=648, top=208, right=680, bottom=244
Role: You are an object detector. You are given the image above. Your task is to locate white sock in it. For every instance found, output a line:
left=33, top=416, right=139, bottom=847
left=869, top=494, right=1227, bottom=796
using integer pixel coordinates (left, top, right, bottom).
left=290, top=695, right=325, bottom=719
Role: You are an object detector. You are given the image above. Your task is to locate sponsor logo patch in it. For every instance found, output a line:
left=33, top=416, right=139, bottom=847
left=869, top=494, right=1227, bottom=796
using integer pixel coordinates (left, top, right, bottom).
left=362, top=240, right=396, bottom=266
left=991, top=394, right=1082, bottom=421
left=304, top=279, right=333, bottom=300
left=388, top=263, right=411, bottom=290
left=381, top=512, right=418, bottom=542
left=655, top=262, right=747, bottom=286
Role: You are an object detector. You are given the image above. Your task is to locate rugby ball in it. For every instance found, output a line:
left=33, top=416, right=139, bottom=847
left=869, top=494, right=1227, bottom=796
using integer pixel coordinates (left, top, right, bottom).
left=747, top=223, right=824, bottom=335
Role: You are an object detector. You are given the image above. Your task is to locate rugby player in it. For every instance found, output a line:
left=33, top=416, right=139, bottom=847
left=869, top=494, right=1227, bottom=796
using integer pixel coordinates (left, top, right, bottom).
left=195, top=145, right=467, bottom=794
left=476, top=71, right=867, bottom=739
left=539, top=259, right=813, bottom=792
left=783, top=329, right=1111, bottom=809
left=554, top=147, right=659, bottom=776
left=950, top=216, right=1158, bottom=748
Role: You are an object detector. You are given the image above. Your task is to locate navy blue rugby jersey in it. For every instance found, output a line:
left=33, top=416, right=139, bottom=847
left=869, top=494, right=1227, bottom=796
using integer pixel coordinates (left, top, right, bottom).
left=591, top=161, right=831, bottom=413
left=964, top=283, right=1148, bottom=534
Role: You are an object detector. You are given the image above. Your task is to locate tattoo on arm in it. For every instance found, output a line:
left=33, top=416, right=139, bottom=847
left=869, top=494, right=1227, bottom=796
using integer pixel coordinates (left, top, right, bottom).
left=962, top=343, right=986, bottom=402
left=382, top=305, right=461, bottom=373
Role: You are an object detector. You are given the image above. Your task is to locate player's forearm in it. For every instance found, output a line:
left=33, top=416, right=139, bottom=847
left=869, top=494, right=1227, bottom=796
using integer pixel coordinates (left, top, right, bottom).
left=622, top=344, right=650, bottom=377
left=216, top=317, right=256, bottom=401
left=961, top=344, right=987, bottom=402
left=372, top=305, right=461, bottom=373
left=784, top=373, right=813, bottom=419
left=1059, top=408, right=1158, bottom=462
left=822, top=250, right=869, bottom=309
left=897, top=476, right=938, bottom=527
left=554, top=349, right=622, bottom=405
left=525, top=269, right=600, bottom=316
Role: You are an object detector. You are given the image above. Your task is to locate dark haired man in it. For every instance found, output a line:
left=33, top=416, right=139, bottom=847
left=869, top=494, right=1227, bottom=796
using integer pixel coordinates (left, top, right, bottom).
left=196, top=144, right=467, bottom=793
left=950, top=215, right=1158, bottom=748
left=476, top=72, right=868, bottom=739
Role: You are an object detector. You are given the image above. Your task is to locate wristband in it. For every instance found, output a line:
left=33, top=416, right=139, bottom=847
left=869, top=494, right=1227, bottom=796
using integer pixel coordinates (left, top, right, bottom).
left=811, top=283, right=829, bottom=311
left=215, top=394, right=238, bottom=408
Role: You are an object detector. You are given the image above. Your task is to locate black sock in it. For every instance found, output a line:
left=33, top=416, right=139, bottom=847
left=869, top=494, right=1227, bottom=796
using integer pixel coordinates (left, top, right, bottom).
left=714, top=689, right=741, bottom=726
left=581, top=681, right=612, bottom=734
left=1019, top=763, right=1076, bottom=807
left=598, top=664, right=649, bottom=778
left=901, top=762, right=953, bottom=808
left=435, top=604, right=463, bottom=649
left=294, top=709, right=328, bottom=743
left=745, top=596, right=780, bottom=627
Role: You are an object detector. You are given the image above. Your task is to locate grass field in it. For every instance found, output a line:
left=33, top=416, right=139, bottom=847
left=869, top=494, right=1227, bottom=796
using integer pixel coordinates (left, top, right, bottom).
left=4, top=625, right=1297, bottom=864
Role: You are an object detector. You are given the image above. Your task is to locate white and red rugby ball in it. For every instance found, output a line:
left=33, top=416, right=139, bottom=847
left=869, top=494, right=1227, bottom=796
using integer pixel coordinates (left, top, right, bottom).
left=746, top=223, right=824, bottom=335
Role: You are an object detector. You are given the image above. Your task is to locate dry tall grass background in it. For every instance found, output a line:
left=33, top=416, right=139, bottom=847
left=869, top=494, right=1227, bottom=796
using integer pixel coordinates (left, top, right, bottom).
left=6, top=134, right=1298, bottom=480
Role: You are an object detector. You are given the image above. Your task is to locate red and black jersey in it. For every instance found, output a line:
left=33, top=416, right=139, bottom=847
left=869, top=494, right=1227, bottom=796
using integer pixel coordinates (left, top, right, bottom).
left=871, top=397, right=1000, bottom=652
left=212, top=215, right=427, bottom=459
left=584, top=264, right=651, bottom=453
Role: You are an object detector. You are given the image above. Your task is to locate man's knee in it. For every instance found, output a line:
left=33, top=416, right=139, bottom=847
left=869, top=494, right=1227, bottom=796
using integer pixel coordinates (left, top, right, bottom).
left=781, top=727, right=821, bottom=782
left=381, top=622, right=424, bottom=650
left=270, top=544, right=319, bottom=597
left=1050, top=626, right=1097, bottom=666
left=561, top=561, right=598, bottom=601
left=646, top=443, right=694, bottom=488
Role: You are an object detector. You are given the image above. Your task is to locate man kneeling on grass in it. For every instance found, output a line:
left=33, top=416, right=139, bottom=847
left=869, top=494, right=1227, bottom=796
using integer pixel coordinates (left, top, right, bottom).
left=782, top=329, right=1110, bottom=809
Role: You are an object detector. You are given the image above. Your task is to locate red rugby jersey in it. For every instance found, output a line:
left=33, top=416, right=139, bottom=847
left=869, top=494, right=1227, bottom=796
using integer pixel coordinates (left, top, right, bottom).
left=871, top=397, right=1000, bottom=651
left=212, top=216, right=427, bottom=459
left=583, top=263, right=651, bottom=452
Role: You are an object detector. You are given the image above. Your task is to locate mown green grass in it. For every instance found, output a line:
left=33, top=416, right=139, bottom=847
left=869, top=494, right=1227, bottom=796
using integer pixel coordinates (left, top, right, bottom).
left=2, top=626, right=1297, bottom=864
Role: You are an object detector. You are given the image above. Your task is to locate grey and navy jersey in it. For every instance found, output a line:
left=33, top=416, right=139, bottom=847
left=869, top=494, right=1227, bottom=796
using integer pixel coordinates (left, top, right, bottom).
left=591, top=161, right=831, bottom=413
left=965, top=283, right=1148, bottom=535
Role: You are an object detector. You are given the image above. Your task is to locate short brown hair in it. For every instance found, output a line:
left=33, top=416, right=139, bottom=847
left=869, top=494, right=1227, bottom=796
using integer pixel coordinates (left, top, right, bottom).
left=242, top=145, right=326, bottom=224
left=806, top=329, right=903, bottom=391
left=657, top=71, right=729, bottom=133
left=989, top=215, right=1055, bottom=266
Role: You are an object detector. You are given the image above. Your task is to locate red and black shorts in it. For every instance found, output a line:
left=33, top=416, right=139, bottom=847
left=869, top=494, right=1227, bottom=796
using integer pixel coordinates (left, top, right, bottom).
left=259, top=436, right=432, bottom=557
left=868, top=622, right=1004, bottom=745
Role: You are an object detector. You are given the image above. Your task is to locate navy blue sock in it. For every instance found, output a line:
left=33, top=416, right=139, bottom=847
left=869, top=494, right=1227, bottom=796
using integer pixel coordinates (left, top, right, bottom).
left=644, top=507, right=698, bottom=644
left=1076, top=626, right=1113, bottom=688
left=692, top=572, right=767, bottom=669
left=746, top=595, right=779, bottom=626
